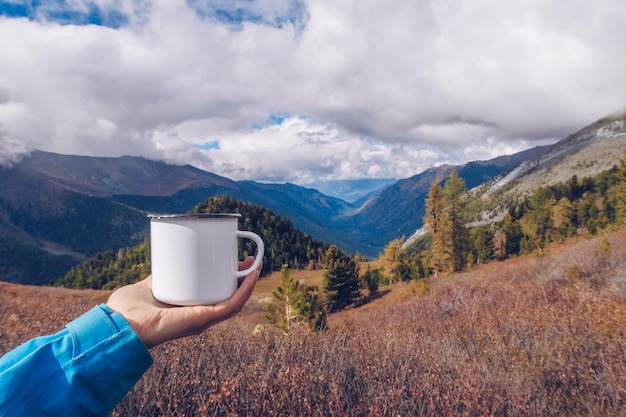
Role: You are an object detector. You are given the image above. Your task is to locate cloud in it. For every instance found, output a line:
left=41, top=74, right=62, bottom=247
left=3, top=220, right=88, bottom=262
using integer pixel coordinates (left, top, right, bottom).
left=156, top=115, right=469, bottom=183
left=0, top=0, right=625, bottom=183
left=0, top=130, right=28, bottom=167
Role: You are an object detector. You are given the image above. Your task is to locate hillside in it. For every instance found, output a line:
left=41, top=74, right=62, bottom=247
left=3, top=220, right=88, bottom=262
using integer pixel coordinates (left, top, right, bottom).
left=2, top=229, right=625, bottom=416
left=0, top=153, right=349, bottom=284
left=471, top=112, right=626, bottom=223
left=333, top=145, right=548, bottom=254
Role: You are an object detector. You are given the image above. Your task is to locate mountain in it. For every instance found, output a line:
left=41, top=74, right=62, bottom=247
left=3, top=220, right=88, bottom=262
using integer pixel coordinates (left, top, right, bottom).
left=12, top=151, right=238, bottom=197
left=0, top=152, right=353, bottom=284
left=467, top=112, right=626, bottom=224
left=0, top=148, right=526, bottom=284
left=328, top=146, right=549, bottom=255
left=2, top=112, right=624, bottom=285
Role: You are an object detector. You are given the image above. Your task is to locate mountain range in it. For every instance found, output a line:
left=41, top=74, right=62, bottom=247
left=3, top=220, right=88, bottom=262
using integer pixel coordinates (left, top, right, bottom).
left=1, top=112, right=625, bottom=285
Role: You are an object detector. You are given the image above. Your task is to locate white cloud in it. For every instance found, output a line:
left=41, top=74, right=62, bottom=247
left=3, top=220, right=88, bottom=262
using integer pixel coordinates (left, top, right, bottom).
left=0, top=0, right=625, bottom=183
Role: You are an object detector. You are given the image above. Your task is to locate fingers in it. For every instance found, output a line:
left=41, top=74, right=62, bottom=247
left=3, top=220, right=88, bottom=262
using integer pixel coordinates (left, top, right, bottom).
left=237, top=256, right=262, bottom=286
left=223, top=268, right=260, bottom=314
left=238, top=255, right=255, bottom=270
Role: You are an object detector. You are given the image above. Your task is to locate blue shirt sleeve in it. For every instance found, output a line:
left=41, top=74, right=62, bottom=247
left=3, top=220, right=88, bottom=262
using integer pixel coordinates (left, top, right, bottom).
left=0, top=304, right=153, bottom=417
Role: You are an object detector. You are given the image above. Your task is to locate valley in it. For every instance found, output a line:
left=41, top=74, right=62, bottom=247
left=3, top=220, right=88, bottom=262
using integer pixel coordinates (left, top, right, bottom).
left=0, top=112, right=625, bottom=285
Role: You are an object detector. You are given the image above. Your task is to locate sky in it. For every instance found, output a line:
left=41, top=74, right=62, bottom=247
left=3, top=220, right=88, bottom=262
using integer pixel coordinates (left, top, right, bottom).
left=1, top=0, right=625, bottom=184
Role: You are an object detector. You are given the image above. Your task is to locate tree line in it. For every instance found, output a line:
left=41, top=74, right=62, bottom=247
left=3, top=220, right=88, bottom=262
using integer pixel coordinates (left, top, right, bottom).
left=57, top=156, right=626, bottom=334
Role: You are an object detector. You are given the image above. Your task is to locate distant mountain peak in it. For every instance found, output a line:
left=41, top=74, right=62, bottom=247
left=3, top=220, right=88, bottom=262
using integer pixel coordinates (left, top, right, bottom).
left=12, top=150, right=236, bottom=197
left=479, top=112, right=626, bottom=198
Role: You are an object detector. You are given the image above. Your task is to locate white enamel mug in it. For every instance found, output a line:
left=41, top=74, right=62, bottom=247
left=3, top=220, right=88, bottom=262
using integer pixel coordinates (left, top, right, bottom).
left=148, top=213, right=264, bottom=306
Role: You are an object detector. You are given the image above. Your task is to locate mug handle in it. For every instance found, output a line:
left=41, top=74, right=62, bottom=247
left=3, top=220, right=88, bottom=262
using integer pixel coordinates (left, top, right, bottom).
left=236, top=231, right=265, bottom=278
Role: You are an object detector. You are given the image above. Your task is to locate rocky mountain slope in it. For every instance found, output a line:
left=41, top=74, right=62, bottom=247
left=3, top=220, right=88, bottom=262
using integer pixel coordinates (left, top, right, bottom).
left=468, top=112, right=626, bottom=225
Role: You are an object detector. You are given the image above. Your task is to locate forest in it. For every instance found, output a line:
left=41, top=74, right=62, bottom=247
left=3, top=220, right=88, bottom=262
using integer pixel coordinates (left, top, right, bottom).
left=56, top=196, right=329, bottom=290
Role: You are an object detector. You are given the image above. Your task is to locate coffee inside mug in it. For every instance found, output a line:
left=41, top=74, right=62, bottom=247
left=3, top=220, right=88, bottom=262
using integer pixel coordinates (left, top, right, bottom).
left=148, top=213, right=264, bottom=306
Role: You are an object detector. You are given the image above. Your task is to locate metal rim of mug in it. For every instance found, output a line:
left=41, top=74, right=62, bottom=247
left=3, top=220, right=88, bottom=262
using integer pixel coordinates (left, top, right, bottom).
left=147, top=213, right=242, bottom=219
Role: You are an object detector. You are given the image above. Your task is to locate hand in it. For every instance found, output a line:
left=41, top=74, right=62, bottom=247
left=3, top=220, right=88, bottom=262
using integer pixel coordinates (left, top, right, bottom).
left=106, top=256, right=261, bottom=349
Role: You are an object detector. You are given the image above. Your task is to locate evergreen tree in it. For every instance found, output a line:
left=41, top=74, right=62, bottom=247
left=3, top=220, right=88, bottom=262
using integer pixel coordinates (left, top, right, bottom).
left=323, top=245, right=361, bottom=312
left=266, top=265, right=304, bottom=332
left=567, top=175, right=583, bottom=202
left=299, top=285, right=328, bottom=332
left=443, top=169, right=469, bottom=271
left=520, top=189, right=553, bottom=252
left=551, top=197, right=576, bottom=238
left=423, top=169, right=468, bottom=275
left=266, top=264, right=327, bottom=332
left=502, top=213, right=523, bottom=257
left=362, top=265, right=380, bottom=297
left=469, top=225, right=494, bottom=264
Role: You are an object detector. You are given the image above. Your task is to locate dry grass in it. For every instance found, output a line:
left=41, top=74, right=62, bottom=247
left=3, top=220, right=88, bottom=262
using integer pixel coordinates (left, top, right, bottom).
left=253, top=267, right=326, bottom=295
left=0, top=283, right=109, bottom=355
left=2, top=232, right=626, bottom=416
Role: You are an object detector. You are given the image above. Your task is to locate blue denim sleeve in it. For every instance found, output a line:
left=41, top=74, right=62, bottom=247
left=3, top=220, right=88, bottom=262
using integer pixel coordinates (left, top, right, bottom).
left=0, top=304, right=153, bottom=417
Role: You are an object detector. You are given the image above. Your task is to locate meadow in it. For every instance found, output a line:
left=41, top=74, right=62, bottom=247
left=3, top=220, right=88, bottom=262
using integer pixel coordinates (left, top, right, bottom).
left=1, top=231, right=625, bottom=416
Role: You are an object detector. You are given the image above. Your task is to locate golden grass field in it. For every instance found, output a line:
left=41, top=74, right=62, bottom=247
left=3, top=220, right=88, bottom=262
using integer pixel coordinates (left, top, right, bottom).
left=2, top=231, right=626, bottom=416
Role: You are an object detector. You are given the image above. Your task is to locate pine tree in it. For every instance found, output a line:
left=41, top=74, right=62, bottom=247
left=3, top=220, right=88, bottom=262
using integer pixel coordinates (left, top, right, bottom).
left=298, top=285, right=328, bottom=332
left=502, top=213, right=523, bottom=257
left=520, top=188, right=553, bottom=252
left=323, top=245, right=361, bottom=312
left=266, top=264, right=328, bottom=333
left=551, top=197, right=576, bottom=238
left=469, top=225, right=494, bottom=264
left=362, top=265, right=380, bottom=297
left=266, top=264, right=304, bottom=332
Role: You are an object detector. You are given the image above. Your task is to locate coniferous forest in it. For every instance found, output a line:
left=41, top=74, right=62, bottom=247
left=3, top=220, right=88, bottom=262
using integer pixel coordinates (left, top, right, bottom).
left=57, top=196, right=329, bottom=290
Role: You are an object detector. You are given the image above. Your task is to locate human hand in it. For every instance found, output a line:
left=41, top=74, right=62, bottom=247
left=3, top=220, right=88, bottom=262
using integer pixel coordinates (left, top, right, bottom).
left=106, top=256, right=261, bottom=349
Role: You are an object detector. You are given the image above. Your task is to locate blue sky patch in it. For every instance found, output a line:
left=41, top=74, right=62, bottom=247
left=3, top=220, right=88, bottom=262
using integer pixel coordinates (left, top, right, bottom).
left=192, top=140, right=220, bottom=151
left=0, top=0, right=307, bottom=30
left=186, top=0, right=308, bottom=30
left=0, top=0, right=130, bottom=28
left=251, top=112, right=293, bottom=130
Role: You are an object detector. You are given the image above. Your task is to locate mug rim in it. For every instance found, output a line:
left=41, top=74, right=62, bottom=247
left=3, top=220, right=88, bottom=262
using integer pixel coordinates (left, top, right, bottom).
left=147, top=213, right=242, bottom=219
